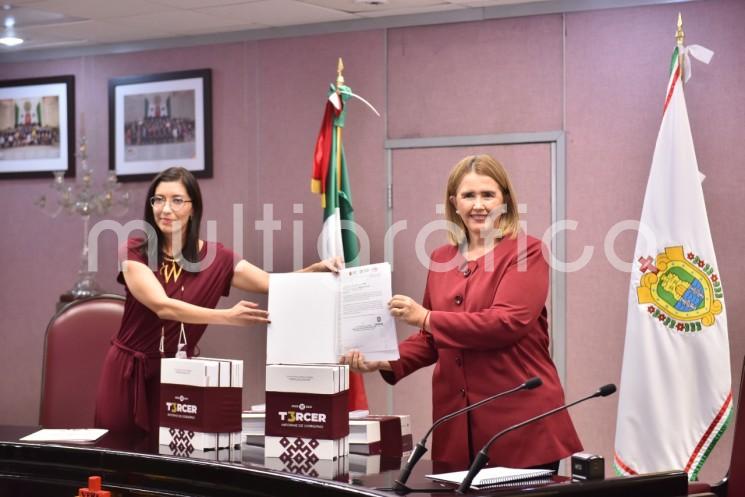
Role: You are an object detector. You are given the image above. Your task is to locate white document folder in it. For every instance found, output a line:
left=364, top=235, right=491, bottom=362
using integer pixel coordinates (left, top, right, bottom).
left=267, top=262, right=399, bottom=364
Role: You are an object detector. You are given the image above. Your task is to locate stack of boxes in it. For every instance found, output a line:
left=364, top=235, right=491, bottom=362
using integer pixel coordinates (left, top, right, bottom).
left=349, top=414, right=412, bottom=456
left=159, top=357, right=243, bottom=457
left=264, top=364, right=350, bottom=460
left=348, top=414, right=412, bottom=476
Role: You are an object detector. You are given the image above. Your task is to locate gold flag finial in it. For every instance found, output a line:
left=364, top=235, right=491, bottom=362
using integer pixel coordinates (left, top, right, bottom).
left=336, top=57, right=345, bottom=90
left=675, top=12, right=684, bottom=46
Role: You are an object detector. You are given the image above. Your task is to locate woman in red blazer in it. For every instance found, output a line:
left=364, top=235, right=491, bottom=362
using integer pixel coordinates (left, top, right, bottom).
left=345, top=154, right=581, bottom=470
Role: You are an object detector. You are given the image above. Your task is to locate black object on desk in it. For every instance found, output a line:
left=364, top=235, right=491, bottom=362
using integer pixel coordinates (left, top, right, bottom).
left=571, top=452, right=605, bottom=481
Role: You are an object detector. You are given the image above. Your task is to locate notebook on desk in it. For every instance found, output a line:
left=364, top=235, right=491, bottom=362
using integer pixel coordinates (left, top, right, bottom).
left=426, top=466, right=553, bottom=489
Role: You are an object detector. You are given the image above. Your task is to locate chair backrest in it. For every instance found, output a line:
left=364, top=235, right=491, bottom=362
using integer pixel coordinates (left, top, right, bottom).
left=726, top=355, right=745, bottom=497
left=39, top=294, right=125, bottom=428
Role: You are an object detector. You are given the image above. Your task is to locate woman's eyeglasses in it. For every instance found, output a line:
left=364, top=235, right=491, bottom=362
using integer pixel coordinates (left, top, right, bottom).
left=150, top=196, right=192, bottom=211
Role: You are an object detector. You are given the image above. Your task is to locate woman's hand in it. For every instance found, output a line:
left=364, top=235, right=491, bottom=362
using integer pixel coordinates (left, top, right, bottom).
left=223, top=300, right=270, bottom=326
left=388, top=294, right=429, bottom=329
left=340, top=349, right=390, bottom=373
left=303, top=256, right=345, bottom=273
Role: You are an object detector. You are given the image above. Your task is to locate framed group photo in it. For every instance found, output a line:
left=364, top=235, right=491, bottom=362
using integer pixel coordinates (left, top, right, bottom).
left=0, top=75, right=75, bottom=179
left=109, top=68, right=212, bottom=182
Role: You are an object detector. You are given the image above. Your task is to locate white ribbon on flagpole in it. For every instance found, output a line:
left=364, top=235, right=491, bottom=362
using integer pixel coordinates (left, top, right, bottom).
left=343, top=90, right=381, bottom=117
left=680, top=44, right=713, bottom=184
left=682, top=44, right=714, bottom=83
left=328, top=85, right=381, bottom=117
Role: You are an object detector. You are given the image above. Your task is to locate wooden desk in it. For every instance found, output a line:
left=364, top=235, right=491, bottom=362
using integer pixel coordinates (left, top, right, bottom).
left=0, top=426, right=689, bottom=497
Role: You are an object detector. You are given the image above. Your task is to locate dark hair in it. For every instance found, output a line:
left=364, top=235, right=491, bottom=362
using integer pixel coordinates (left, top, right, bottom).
left=138, top=167, right=203, bottom=267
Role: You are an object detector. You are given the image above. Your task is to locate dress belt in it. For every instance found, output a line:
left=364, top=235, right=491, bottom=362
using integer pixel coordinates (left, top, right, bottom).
left=112, top=339, right=160, bottom=433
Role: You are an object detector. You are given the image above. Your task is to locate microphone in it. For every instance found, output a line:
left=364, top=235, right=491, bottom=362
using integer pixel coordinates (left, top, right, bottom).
left=456, top=383, right=616, bottom=494
left=391, top=377, right=542, bottom=493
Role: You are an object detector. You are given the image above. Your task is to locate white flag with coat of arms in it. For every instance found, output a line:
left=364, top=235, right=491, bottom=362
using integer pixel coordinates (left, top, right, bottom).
left=613, top=42, right=731, bottom=481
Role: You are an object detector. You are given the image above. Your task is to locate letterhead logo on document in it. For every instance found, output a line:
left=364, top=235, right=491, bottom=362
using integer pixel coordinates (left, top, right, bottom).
left=636, top=246, right=723, bottom=333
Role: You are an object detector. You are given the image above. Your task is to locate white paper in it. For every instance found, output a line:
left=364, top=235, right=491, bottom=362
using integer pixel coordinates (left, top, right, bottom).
left=267, top=272, right=339, bottom=364
left=339, top=263, right=399, bottom=361
left=267, top=263, right=399, bottom=365
left=20, top=428, right=108, bottom=443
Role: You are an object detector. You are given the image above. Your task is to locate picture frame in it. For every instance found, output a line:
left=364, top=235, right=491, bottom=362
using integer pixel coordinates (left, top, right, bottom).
left=0, top=75, right=75, bottom=179
left=108, top=68, right=212, bottom=182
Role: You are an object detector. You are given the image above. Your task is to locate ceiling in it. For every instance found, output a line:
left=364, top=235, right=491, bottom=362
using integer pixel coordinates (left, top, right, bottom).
left=0, top=0, right=691, bottom=56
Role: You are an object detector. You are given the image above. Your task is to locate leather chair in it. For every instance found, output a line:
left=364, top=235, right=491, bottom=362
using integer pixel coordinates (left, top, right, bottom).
left=688, top=355, right=745, bottom=497
left=39, top=294, right=125, bottom=428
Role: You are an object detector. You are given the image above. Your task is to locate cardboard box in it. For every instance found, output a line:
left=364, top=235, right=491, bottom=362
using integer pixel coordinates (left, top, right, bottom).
left=242, top=411, right=265, bottom=435
left=349, top=419, right=381, bottom=455
left=349, top=414, right=412, bottom=457
left=159, top=357, right=243, bottom=451
left=264, top=364, right=350, bottom=460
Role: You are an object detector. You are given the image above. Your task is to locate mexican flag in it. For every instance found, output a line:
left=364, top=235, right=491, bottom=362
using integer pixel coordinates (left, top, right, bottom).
left=311, top=83, right=368, bottom=411
left=614, top=44, right=731, bottom=480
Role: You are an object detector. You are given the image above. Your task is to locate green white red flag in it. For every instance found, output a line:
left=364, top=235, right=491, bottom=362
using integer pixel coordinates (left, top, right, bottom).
left=311, top=83, right=368, bottom=411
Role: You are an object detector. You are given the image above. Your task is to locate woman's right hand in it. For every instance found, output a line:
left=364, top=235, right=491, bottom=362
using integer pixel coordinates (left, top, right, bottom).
left=223, top=300, right=270, bottom=326
left=340, top=349, right=390, bottom=373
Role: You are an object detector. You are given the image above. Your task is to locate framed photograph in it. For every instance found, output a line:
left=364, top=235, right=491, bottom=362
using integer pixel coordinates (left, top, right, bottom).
left=109, top=69, right=212, bottom=182
left=0, top=75, right=75, bottom=179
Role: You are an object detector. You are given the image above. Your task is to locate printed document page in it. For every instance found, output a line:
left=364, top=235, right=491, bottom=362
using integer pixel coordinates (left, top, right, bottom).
left=340, top=263, right=399, bottom=361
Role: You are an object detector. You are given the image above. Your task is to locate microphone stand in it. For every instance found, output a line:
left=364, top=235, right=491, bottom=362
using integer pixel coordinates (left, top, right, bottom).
left=376, top=377, right=542, bottom=494
left=456, top=384, right=616, bottom=494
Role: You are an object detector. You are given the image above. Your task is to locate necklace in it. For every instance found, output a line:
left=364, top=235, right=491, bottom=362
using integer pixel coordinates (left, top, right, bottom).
left=160, top=256, right=183, bottom=284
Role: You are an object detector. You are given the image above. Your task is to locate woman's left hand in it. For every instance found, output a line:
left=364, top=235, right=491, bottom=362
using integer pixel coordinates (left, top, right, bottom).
left=389, top=294, right=428, bottom=328
left=305, top=256, right=345, bottom=273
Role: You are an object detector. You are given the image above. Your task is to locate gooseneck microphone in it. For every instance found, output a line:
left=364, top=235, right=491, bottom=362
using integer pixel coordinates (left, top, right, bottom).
left=391, top=377, right=542, bottom=493
left=456, top=383, right=617, bottom=494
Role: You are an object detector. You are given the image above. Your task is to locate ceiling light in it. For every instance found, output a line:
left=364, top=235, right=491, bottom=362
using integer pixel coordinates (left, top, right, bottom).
left=0, top=35, right=22, bottom=46
left=1, top=13, right=23, bottom=46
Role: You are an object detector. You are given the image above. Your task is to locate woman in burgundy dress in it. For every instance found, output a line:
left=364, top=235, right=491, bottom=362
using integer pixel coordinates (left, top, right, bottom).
left=94, top=167, right=339, bottom=437
left=343, top=155, right=581, bottom=471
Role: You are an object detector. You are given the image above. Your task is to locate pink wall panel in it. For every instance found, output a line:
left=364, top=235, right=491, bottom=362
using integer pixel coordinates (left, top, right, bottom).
left=387, top=14, right=563, bottom=139
left=0, top=42, right=270, bottom=422
left=565, top=0, right=745, bottom=481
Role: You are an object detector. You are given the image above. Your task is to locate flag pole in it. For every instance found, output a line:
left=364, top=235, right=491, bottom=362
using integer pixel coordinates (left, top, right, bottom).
left=676, top=13, right=685, bottom=85
left=336, top=57, right=344, bottom=93
left=335, top=58, right=344, bottom=192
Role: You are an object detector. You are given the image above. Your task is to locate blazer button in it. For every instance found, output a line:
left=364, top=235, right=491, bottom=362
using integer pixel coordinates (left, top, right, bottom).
left=455, top=357, right=462, bottom=366
left=463, top=268, right=471, bottom=277
left=454, top=295, right=463, bottom=305
left=460, top=388, right=466, bottom=397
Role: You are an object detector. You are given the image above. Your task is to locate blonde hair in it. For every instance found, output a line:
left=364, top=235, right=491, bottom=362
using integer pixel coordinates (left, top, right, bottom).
left=444, top=154, right=520, bottom=245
